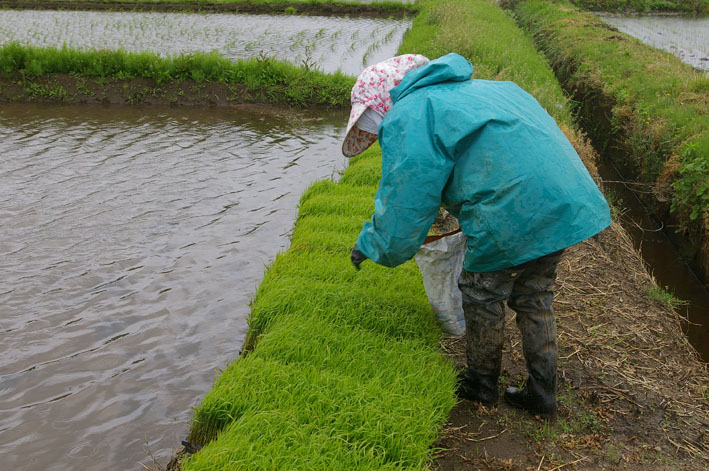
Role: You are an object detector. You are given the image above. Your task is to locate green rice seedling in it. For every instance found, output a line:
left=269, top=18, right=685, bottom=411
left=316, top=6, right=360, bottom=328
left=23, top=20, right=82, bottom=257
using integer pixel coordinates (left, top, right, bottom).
left=296, top=185, right=374, bottom=219
left=384, top=25, right=398, bottom=42
left=178, top=2, right=647, bottom=469
left=244, top=262, right=439, bottom=351
left=0, top=43, right=354, bottom=107
left=186, top=356, right=452, bottom=466
left=251, top=316, right=455, bottom=397
left=338, top=157, right=384, bottom=188
left=289, top=217, right=364, bottom=254
left=185, top=410, right=413, bottom=471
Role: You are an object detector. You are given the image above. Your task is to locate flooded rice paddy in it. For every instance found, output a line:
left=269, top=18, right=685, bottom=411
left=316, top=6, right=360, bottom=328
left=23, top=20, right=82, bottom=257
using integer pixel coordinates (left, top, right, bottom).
left=0, top=103, right=347, bottom=471
left=0, top=10, right=412, bottom=75
left=596, top=14, right=709, bottom=72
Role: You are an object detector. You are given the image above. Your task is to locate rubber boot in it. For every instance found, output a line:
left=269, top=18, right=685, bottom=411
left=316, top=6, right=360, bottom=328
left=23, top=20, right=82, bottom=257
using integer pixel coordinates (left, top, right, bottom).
left=504, top=308, right=558, bottom=419
left=457, top=368, right=499, bottom=405
left=458, top=277, right=505, bottom=405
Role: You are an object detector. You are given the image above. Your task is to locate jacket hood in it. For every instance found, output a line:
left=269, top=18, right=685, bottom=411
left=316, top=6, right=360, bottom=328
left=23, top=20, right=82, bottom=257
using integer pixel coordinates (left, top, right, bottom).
left=390, top=53, right=473, bottom=103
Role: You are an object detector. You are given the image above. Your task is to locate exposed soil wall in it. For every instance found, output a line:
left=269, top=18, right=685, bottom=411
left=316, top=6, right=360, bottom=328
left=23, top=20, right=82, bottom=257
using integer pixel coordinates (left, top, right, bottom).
left=562, top=73, right=709, bottom=286
left=0, top=69, right=352, bottom=108
left=0, top=72, right=296, bottom=107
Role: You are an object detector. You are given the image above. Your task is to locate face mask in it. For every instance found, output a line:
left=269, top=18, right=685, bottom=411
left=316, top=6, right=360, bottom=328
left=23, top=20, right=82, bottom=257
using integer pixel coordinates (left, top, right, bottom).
left=355, top=108, right=384, bottom=135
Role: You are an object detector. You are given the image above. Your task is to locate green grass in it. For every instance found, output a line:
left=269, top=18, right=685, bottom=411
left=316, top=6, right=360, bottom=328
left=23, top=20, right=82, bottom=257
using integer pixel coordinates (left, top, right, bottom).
left=0, top=43, right=353, bottom=107
left=7, top=0, right=699, bottom=467
left=646, top=285, right=686, bottom=310
left=513, top=0, right=707, bottom=246
left=570, top=0, right=708, bottom=15
left=397, top=0, right=576, bottom=129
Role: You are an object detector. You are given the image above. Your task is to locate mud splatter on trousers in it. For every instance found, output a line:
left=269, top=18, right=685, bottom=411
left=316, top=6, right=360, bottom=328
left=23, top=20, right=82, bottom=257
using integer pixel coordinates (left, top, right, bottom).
left=458, top=250, right=564, bottom=396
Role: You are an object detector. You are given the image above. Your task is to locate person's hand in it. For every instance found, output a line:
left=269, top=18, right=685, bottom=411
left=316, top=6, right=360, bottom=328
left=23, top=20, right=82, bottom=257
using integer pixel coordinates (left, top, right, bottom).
left=351, top=245, right=367, bottom=270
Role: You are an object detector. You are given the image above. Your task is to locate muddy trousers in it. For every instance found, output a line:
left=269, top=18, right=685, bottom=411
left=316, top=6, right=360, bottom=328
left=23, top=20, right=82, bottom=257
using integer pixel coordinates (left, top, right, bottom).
left=457, top=250, right=564, bottom=406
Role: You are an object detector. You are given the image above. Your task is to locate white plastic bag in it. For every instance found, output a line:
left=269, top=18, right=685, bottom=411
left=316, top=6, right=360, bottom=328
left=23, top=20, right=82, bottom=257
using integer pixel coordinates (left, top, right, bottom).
left=414, top=232, right=466, bottom=336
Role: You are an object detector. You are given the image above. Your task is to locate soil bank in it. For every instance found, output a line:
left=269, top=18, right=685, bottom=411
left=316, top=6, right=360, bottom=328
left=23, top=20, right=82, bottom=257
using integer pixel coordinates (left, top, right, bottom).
left=0, top=72, right=311, bottom=107
left=510, top=0, right=709, bottom=288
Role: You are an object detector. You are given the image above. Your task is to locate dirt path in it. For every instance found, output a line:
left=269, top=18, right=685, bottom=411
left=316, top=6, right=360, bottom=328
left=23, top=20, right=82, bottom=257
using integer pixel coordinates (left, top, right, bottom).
left=434, top=222, right=708, bottom=470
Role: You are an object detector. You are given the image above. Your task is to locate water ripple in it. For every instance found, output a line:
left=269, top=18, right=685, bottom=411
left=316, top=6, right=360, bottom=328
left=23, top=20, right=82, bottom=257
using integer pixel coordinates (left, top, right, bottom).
left=0, top=103, right=347, bottom=471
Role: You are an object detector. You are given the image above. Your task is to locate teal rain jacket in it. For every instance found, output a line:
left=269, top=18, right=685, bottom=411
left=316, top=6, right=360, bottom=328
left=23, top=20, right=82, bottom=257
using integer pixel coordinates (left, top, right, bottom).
left=356, top=53, right=611, bottom=272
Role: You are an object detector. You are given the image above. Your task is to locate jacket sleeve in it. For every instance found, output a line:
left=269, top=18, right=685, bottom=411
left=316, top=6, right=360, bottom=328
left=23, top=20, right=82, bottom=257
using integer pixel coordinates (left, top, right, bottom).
left=356, top=105, right=455, bottom=267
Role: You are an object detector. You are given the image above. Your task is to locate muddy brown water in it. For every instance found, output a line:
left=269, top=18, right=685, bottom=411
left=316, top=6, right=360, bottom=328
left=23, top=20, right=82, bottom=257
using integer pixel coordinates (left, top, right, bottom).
left=598, top=161, right=709, bottom=362
left=0, top=10, right=412, bottom=75
left=0, top=103, right=348, bottom=470
left=596, top=14, right=709, bottom=72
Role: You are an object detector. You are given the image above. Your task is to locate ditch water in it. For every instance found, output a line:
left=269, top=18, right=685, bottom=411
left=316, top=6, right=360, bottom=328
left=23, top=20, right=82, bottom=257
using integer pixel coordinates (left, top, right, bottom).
left=0, top=10, right=412, bottom=75
left=596, top=14, right=709, bottom=72
left=598, top=162, right=709, bottom=362
left=590, top=15, right=709, bottom=360
left=0, top=103, right=348, bottom=471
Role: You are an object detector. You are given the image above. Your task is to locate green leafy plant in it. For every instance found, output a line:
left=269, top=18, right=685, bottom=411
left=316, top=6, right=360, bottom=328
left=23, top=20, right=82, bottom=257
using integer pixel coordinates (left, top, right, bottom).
left=672, top=142, right=709, bottom=222
left=646, top=285, right=686, bottom=310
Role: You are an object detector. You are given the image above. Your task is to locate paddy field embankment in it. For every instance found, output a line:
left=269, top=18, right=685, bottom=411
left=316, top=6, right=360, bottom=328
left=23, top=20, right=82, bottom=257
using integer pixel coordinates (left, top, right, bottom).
left=1, top=0, right=707, bottom=470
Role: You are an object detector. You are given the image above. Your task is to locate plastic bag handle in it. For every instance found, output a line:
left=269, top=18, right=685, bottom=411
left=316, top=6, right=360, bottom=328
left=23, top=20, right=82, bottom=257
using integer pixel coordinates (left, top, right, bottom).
left=423, top=228, right=462, bottom=245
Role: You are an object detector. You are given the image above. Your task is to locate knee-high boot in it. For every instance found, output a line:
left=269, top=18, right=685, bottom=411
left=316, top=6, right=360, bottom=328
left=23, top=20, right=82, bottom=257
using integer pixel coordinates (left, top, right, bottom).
left=504, top=308, right=558, bottom=418
left=457, top=299, right=505, bottom=405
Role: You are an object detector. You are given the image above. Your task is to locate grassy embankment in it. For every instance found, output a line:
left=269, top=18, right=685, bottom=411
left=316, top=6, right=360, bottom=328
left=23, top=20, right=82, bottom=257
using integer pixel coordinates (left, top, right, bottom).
left=0, top=43, right=354, bottom=107
left=570, top=0, right=708, bottom=14
left=177, top=0, right=642, bottom=469
left=512, top=0, right=709, bottom=283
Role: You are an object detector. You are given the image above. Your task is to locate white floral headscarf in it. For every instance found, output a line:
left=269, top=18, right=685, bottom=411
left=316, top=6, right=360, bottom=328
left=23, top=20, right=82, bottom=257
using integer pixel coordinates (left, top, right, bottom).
left=342, top=54, right=430, bottom=157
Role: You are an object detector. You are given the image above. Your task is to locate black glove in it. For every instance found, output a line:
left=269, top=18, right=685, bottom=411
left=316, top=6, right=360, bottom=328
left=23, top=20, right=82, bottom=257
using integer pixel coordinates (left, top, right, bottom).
left=350, top=245, right=367, bottom=270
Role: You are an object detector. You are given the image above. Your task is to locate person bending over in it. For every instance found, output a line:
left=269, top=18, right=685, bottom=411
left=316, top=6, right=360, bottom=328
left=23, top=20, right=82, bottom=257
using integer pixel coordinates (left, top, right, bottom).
left=343, top=53, right=610, bottom=418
